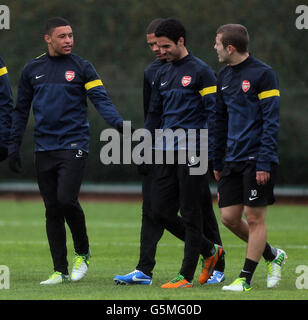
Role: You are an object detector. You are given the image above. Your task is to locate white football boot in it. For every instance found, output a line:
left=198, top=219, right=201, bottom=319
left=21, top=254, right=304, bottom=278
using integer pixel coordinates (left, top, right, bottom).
left=266, top=248, right=287, bottom=288
left=40, top=271, right=70, bottom=285
left=71, top=251, right=90, bottom=282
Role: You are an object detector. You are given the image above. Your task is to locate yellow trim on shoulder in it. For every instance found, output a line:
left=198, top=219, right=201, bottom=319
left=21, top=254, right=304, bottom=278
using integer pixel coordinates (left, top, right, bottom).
left=0, top=66, right=8, bottom=76
left=85, top=79, right=103, bottom=91
left=199, top=85, right=217, bottom=96
left=258, top=89, right=280, bottom=100
left=35, top=53, right=47, bottom=59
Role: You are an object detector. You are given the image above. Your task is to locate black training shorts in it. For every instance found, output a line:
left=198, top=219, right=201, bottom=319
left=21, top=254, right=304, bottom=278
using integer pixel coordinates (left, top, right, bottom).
left=217, top=161, right=277, bottom=208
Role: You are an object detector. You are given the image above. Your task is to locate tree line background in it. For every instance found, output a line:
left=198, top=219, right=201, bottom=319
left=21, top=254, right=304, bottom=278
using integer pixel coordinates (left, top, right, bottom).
left=0, top=0, right=307, bottom=185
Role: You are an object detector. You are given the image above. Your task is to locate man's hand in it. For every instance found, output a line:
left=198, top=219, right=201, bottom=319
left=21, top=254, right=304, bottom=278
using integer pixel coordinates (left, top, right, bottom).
left=9, top=152, right=22, bottom=173
left=256, top=171, right=270, bottom=185
left=213, top=170, right=221, bottom=181
left=0, top=147, right=8, bottom=162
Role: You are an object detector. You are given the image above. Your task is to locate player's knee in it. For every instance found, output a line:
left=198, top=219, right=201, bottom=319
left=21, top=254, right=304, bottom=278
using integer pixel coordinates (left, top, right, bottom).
left=45, top=205, right=59, bottom=218
left=221, top=214, right=239, bottom=230
left=221, top=215, right=230, bottom=227
left=153, top=210, right=165, bottom=224
left=142, top=202, right=151, bottom=217
left=245, top=214, right=262, bottom=228
left=57, top=195, right=75, bottom=210
left=245, top=207, right=266, bottom=227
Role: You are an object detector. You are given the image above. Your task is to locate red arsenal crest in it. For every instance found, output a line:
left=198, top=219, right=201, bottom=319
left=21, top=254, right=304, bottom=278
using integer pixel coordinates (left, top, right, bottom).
left=181, top=76, right=192, bottom=87
left=242, top=80, right=250, bottom=92
left=65, top=71, right=75, bottom=82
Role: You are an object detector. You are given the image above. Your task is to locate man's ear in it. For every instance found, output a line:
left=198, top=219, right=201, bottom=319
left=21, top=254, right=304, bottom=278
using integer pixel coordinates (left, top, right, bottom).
left=227, top=44, right=236, bottom=55
left=177, top=36, right=185, bottom=47
left=44, top=34, right=51, bottom=45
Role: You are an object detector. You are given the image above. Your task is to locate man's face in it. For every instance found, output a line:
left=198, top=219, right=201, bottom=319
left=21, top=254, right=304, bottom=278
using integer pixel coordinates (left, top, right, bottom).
left=45, top=25, right=74, bottom=56
left=157, top=36, right=183, bottom=62
left=214, top=33, right=230, bottom=63
left=146, top=33, right=165, bottom=60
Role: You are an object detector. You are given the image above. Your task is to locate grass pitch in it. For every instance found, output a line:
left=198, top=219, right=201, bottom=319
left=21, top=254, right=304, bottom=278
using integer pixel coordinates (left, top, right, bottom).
left=0, top=199, right=307, bottom=300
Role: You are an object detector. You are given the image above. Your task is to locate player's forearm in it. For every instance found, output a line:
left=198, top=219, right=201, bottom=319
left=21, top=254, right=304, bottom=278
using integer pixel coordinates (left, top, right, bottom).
left=257, top=98, right=280, bottom=171
left=8, top=106, right=31, bottom=154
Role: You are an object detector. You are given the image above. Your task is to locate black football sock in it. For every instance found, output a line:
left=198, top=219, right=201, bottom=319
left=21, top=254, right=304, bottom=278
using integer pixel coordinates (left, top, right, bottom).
left=262, top=242, right=277, bottom=261
left=239, top=258, right=258, bottom=285
left=214, top=256, right=225, bottom=272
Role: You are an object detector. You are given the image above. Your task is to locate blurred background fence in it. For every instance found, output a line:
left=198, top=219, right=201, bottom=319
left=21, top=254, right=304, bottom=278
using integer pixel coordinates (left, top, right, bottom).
left=0, top=0, right=307, bottom=194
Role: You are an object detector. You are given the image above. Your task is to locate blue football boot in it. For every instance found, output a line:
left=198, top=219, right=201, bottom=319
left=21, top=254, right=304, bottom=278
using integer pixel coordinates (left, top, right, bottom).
left=114, top=269, right=152, bottom=285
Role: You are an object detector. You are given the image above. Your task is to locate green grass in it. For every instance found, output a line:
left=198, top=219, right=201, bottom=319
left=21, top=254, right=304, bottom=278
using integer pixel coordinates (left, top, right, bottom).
left=0, top=200, right=307, bottom=300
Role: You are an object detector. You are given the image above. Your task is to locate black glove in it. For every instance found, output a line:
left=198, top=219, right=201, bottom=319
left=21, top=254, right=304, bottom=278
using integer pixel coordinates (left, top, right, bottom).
left=9, top=152, right=22, bottom=173
left=0, top=147, right=8, bottom=162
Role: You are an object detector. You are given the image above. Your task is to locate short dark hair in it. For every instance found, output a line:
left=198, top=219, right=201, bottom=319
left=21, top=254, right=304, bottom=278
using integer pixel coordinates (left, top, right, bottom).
left=155, top=18, right=186, bottom=45
left=216, top=24, right=249, bottom=53
left=146, top=18, right=165, bottom=35
left=45, top=17, right=70, bottom=35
